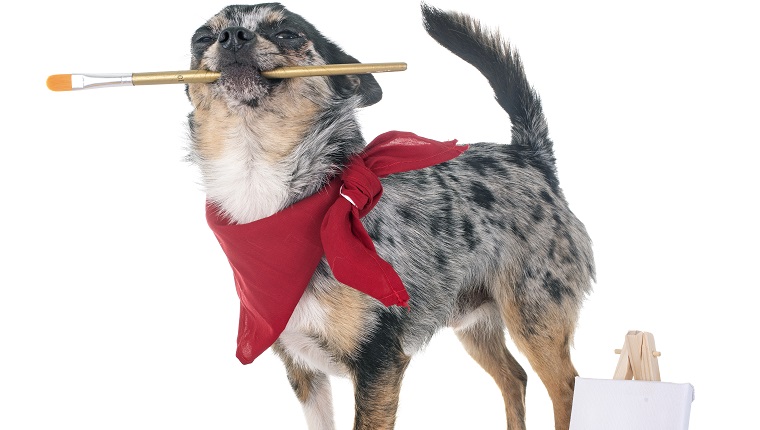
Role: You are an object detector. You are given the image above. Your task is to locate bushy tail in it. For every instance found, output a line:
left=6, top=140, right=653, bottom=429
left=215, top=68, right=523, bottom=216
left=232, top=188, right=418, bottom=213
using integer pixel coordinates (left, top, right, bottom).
left=421, top=4, right=557, bottom=176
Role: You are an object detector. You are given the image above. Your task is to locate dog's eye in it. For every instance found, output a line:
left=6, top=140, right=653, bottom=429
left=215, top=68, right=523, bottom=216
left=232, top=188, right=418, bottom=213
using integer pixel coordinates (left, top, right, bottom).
left=274, top=30, right=301, bottom=40
left=195, top=36, right=215, bottom=44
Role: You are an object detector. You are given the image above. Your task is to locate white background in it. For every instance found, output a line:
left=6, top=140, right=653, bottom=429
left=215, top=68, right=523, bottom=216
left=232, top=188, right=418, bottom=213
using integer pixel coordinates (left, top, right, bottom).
left=2, top=0, right=758, bottom=428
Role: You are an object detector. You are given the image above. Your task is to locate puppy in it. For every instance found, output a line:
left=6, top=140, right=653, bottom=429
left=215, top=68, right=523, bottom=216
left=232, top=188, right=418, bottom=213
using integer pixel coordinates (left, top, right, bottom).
left=186, top=3, right=594, bottom=430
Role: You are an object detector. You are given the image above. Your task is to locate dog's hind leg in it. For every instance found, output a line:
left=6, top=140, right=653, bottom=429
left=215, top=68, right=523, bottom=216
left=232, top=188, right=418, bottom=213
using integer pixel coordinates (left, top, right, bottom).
left=273, top=343, right=336, bottom=430
left=510, top=321, right=578, bottom=430
left=454, top=302, right=528, bottom=430
left=498, top=279, right=582, bottom=430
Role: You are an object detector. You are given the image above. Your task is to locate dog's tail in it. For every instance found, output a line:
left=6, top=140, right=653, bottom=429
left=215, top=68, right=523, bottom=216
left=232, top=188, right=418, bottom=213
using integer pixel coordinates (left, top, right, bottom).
left=421, top=4, right=557, bottom=175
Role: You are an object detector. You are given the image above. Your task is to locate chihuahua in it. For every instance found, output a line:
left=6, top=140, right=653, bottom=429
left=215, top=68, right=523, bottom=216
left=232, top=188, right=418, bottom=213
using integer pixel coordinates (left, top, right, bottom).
left=186, top=3, right=594, bottom=429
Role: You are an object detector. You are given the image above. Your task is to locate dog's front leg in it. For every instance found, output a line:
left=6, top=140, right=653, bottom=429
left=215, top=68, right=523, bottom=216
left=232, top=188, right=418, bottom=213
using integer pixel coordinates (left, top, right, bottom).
left=352, top=349, right=411, bottom=430
left=274, top=342, right=336, bottom=430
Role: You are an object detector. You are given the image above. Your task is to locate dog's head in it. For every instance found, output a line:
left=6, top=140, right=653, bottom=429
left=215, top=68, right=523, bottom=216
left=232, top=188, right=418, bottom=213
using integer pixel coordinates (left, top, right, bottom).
left=188, top=3, right=382, bottom=111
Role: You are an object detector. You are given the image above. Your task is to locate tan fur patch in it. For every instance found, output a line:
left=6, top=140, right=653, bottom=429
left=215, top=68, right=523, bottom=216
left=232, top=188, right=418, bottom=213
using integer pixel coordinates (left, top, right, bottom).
left=188, top=97, right=234, bottom=161
left=316, top=282, right=375, bottom=357
left=249, top=98, right=321, bottom=162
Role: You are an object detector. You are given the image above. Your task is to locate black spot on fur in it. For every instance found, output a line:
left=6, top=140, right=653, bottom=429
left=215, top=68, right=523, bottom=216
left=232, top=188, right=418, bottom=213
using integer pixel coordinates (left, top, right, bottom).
left=470, top=182, right=495, bottom=209
left=431, top=170, right=448, bottom=189
left=540, top=190, right=554, bottom=204
left=487, top=216, right=507, bottom=229
left=447, top=173, right=461, bottom=183
left=463, top=153, right=510, bottom=178
left=436, top=161, right=453, bottom=172
left=434, top=250, right=448, bottom=270
left=429, top=218, right=444, bottom=236
left=552, top=212, right=565, bottom=227
left=397, top=207, right=417, bottom=223
left=440, top=191, right=453, bottom=204
left=429, top=195, right=454, bottom=236
left=531, top=204, right=545, bottom=222
left=561, top=231, right=580, bottom=264
left=461, top=216, right=480, bottom=251
left=511, top=220, right=528, bottom=242
left=543, top=272, right=574, bottom=304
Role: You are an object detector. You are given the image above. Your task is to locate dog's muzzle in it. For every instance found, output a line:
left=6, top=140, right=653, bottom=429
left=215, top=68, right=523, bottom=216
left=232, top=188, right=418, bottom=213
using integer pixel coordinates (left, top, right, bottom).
left=213, top=26, right=273, bottom=104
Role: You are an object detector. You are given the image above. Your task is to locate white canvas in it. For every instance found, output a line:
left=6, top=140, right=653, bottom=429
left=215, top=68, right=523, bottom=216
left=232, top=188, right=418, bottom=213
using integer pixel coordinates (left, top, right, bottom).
left=570, top=377, right=695, bottom=430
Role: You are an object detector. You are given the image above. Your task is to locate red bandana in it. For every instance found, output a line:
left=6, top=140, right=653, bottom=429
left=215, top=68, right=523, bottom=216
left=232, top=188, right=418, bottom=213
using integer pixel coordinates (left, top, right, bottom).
left=206, top=131, right=468, bottom=364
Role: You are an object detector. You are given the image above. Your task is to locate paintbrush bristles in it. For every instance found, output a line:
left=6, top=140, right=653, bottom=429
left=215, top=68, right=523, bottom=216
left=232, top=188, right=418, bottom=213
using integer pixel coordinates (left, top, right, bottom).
left=46, top=74, right=72, bottom=92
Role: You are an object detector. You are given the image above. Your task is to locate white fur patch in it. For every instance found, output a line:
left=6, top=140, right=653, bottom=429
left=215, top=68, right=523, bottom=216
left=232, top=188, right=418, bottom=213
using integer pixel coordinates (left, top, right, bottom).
left=279, top=291, right=349, bottom=377
left=203, top=120, right=290, bottom=224
left=302, top=374, right=336, bottom=430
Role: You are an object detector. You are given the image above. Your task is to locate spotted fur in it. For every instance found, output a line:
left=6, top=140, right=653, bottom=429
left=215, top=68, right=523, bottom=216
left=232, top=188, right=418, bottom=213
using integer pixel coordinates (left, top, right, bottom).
left=187, top=3, right=594, bottom=430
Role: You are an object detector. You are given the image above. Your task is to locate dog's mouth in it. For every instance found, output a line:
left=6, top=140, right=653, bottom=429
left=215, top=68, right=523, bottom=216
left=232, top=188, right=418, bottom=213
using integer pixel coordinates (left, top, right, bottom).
left=217, top=61, right=282, bottom=106
left=220, top=62, right=263, bottom=85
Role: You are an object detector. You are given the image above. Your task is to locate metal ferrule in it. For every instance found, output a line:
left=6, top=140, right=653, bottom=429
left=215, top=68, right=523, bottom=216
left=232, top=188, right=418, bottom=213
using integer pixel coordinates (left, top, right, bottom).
left=71, top=73, right=133, bottom=90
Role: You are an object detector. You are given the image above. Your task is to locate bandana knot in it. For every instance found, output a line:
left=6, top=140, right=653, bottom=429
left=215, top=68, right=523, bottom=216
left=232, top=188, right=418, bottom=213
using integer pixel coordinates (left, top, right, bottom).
left=322, top=157, right=404, bottom=309
left=338, top=160, right=382, bottom=214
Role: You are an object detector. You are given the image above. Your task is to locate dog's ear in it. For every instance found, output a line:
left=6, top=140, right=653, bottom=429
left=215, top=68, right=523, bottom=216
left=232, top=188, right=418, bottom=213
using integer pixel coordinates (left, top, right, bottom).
left=321, top=44, right=383, bottom=107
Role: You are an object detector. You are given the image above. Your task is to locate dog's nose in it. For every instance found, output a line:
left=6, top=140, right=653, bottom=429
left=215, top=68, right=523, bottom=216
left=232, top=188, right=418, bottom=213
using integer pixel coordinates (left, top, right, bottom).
left=218, top=27, right=255, bottom=51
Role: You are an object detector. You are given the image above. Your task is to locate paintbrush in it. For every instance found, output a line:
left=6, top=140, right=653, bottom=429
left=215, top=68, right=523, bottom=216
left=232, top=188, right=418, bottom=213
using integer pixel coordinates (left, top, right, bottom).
left=46, top=62, right=407, bottom=92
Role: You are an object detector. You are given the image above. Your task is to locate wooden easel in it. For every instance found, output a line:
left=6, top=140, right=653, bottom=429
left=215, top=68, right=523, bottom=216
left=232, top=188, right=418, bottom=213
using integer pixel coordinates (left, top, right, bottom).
left=613, top=330, right=662, bottom=381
